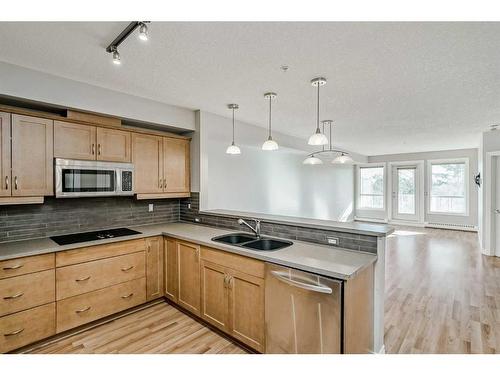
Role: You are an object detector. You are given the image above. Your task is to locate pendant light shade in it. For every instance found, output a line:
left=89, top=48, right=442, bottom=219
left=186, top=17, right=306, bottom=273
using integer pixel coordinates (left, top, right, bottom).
left=332, top=152, right=354, bottom=164
left=308, top=77, right=328, bottom=146
left=226, top=104, right=241, bottom=155
left=303, top=155, right=323, bottom=165
left=262, top=92, right=278, bottom=151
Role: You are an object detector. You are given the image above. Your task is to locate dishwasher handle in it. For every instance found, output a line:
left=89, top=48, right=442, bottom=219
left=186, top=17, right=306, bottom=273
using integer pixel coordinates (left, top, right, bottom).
left=270, top=270, right=333, bottom=294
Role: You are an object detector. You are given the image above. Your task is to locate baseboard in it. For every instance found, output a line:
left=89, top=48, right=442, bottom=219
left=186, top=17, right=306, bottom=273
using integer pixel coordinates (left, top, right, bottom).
left=425, top=222, right=478, bottom=232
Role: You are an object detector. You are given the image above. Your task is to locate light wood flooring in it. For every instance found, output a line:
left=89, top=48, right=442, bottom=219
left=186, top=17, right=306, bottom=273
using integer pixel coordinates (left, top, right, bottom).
left=23, top=226, right=499, bottom=354
left=384, top=226, right=500, bottom=354
left=25, top=302, right=247, bottom=354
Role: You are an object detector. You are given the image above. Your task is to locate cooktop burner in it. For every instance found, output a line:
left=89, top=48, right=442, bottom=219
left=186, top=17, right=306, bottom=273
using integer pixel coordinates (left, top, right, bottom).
left=50, top=228, right=142, bottom=246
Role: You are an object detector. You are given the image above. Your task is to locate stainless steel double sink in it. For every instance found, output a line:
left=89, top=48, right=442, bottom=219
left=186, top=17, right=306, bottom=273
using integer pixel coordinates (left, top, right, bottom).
left=211, top=232, right=293, bottom=251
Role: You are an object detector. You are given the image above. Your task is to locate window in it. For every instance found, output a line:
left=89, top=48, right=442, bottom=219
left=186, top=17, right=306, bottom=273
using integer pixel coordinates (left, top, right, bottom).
left=429, top=161, right=467, bottom=214
left=358, top=166, right=384, bottom=209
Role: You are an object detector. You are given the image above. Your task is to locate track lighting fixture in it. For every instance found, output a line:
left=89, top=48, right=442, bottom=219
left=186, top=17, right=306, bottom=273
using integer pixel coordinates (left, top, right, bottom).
left=106, top=21, right=151, bottom=65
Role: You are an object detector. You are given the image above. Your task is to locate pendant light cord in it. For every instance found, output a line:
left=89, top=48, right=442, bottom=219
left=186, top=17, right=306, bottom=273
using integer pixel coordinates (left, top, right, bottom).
left=268, top=96, right=272, bottom=137
left=232, top=107, right=235, bottom=144
left=316, top=83, right=320, bottom=131
left=329, top=121, right=333, bottom=151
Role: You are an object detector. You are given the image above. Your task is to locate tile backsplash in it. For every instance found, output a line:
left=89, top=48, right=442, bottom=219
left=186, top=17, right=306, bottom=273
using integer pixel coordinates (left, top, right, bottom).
left=180, top=193, right=378, bottom=254
left=0, top=197, right=180, bottom=242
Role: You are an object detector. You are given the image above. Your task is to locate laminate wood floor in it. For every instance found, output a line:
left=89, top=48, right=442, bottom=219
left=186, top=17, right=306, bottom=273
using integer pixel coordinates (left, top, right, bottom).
left=26, top=302, right=247, bottom=354
left=384, top=226, right=500, bottom=354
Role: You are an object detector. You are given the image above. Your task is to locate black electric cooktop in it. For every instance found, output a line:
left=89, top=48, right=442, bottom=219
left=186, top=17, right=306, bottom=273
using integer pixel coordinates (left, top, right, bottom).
left=50, top=228, right=142, bottom=246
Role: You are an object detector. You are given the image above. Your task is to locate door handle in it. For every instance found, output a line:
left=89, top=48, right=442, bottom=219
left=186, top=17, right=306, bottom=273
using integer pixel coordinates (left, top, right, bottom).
left=98, top=144, right=101, bottom=155
left=270, top=270, right=333, bottom=294
left=14, top=176, right=18, bottom=190
left=5, top=176, right=8, bottom=190
left=92, top=144, right=95, bottom=155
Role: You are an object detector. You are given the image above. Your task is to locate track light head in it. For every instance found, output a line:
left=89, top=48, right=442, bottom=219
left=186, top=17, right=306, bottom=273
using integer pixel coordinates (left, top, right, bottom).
left=111, top=47, right=121, bottom=65
left=138, top=22, right=149, bottom=41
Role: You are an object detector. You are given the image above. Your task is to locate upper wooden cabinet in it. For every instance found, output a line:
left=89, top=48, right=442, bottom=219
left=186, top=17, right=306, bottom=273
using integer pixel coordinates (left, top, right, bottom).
left=0, top=112, right=11, bottom=198
left=54, top=121, right=131, bottom=162
left=11, top=115, right=53, bottom=197
left=133, top=134, right=190, bottom=198
left=163, top=137, right=190, bottom=194
left=132, top=133, right=163, bottom=194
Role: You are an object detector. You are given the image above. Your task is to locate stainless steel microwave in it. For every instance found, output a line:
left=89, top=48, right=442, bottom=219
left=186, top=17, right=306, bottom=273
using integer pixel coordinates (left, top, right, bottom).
left=55, top=158, right=134, bottom=198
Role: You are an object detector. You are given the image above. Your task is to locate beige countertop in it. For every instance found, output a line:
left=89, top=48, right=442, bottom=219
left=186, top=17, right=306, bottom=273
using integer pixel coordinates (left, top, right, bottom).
left=0, top=222, right=377, bottom=280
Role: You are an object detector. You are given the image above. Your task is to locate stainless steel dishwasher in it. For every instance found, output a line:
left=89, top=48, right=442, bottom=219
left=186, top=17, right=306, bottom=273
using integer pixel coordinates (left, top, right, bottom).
left=265, top=263, right=343, bottom=354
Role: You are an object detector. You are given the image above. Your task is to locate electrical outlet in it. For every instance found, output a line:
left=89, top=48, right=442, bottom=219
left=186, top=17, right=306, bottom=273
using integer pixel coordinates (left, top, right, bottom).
left=327, top=236, right=339, bottom=245
left=187, top=203, right=192, bottom=209
left=148, top=204, right=154, bottom=212
left=194, top=217, right=201, bottom=223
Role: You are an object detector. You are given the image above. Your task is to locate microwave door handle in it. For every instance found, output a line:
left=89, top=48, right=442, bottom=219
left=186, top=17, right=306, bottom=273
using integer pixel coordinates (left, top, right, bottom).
left=270, top=270, right=333, bottom=294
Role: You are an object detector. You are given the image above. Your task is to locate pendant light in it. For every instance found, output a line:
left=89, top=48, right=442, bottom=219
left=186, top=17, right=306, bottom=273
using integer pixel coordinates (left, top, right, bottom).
left=226, top=104, right=241, bottom=155
left=308, top=77, right=328, bottom=146
left=332, top=152, right=354, bottom=164
left=302, top=154, right=323, bottom=165
left=262, top=92, right=279, bottom=151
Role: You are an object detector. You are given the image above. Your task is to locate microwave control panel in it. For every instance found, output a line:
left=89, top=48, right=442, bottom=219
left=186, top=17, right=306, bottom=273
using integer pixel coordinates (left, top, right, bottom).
left=122, top=171, right=133, bottom=192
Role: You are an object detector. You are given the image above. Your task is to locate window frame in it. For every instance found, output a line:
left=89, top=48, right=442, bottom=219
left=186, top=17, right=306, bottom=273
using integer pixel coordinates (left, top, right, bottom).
left=427, top=158, right=469, bottom=217
left=356, top=163, right=386, bottom=211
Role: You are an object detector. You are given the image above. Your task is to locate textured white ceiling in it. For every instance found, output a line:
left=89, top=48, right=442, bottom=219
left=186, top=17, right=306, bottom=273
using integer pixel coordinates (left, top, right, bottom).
left=0, top=22, right=499, bottom=155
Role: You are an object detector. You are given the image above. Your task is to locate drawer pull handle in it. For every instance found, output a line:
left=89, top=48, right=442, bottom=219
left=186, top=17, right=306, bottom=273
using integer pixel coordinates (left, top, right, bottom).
left=75, top=276, right=91, bottom=282
left=3, top=292, right=24, bottom=300
left=4, top=328, right=24, bottom=337
left=121, top=265, right=134, bottom=272
left=3, top=264, right=23, bottom=270
left=76, top=306, right=91, bottom=314
left=121, top=293, right=134, bottom=299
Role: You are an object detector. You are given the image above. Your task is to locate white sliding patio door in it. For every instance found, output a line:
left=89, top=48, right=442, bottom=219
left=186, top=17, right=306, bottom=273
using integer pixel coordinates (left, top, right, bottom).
left=391, top=163, right=422, bottom=222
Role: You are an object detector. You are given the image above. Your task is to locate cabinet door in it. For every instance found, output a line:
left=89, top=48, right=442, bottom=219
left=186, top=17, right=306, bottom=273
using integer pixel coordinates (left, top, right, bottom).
left=228, top=269, right=265, bottom=352
left=0, top=112, right=11, bottom=197
left=163, top=137, right=190, bottom=193
left=200, top=260, right=229, bottom=332
left=132, top=134, right=163, bottom=194
left=11, top=115, right=53, bottom=196
left=164, top=238, right=178, bottom=302
left=54, top=121, right=96, bottom=160
left=146, top=236, right=164, bottom=301
left=177, top=241, right=201, bottom=316
left=97, top=127, right=131, bottom=162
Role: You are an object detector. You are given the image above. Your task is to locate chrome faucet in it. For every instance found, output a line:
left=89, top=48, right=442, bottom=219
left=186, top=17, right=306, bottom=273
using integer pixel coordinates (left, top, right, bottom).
left=238, top=218, right=261, bottom=238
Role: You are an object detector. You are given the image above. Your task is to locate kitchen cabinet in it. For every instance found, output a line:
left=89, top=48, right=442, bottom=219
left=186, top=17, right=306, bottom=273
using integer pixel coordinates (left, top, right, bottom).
left=163, top=137, right=190, bottom=194
left=11, top=114, right=53, bottom=197
left=176, top=241, right=201, bottom=316
left=55, top=121, right=131, bottom=162
left=146, top=236, right=164, bottom=301
left=164, top=237, right=178, bottom=302
left=131, top=133, right=163, bottom=194
left=0, top=112, right=11, bottom=197
left=133, top=134, right=190, bottom=199
left=200, top=260, right=229, bottom=332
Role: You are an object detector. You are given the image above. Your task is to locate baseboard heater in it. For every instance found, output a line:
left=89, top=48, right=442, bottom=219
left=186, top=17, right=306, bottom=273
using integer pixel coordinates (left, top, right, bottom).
left=425, top=222, right=478, bottom=232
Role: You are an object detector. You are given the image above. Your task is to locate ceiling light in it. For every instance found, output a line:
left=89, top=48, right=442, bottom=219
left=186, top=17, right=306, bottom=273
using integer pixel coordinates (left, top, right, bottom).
left=226, top=104, right=241, bottom=155
left=262, top=92, right=278, bottom=151
left=111, top=47, right=121, bottom=65
left=332, top=153, right=354, bottom=164
left=138, top=22, right=149, bottom=41
left=308, top=77, right=328, bottom=146
left=303, top=155, right=323, bottom=165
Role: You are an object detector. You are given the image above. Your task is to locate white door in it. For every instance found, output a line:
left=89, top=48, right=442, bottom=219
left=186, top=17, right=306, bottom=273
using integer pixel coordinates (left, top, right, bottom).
left=392, top=166, right=420, bottom=222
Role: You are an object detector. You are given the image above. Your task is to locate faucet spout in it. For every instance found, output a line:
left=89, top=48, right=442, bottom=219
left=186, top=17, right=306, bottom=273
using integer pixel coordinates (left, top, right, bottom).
left=238, top=218, right=261, bottom=238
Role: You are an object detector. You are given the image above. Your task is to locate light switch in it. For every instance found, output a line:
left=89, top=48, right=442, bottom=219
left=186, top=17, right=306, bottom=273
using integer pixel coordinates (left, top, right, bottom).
left=148, top=204, right=154, bottom=212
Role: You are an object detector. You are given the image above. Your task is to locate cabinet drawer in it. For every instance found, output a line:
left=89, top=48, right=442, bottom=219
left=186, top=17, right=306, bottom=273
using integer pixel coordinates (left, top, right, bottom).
left=56, top=239, right=146, bottom=267
left=201, top=247, right=265, bottom=278
left=0, top=303, right=55, bottom=353
left=56, top=277, right=146, bottom=333
left=56, top=251, right=145, bottom=300
left=0, top=253, right=54, bottom=280
left=0, top=269, right=55, bottom=317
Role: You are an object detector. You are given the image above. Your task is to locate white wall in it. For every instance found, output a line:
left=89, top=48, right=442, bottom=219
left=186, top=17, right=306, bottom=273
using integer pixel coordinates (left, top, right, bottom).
left=0, top=62, right=195, bottom=131
left=198, top=111, right=359, bottom=221
left=359, top=148, right=479, bottom=227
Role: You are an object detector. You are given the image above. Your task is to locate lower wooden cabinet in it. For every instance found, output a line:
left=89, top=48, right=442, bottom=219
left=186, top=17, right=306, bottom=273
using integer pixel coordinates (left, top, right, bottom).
left=0, top=303, right=56, bottom=353
left=146, top=236, right=164, bottom=301
left=200, top=260, right=229, bottom=332
left=164, top=237, right=178, bottom=302
left=176, top=241, right=201, bottom=316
